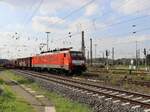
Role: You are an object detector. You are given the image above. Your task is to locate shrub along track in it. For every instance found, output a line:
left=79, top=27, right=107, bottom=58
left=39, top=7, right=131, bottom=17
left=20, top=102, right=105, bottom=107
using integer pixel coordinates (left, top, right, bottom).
left=14, top=70, right=150, bottom=112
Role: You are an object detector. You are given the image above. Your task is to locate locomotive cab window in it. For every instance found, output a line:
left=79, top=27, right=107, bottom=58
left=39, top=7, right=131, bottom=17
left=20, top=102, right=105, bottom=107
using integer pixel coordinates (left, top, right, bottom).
left=70, top=51, right=83, bottom=57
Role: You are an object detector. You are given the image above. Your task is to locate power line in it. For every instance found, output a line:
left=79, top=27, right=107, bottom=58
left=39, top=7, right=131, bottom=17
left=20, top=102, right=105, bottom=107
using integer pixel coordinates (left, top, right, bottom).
left=94, top=15, right=150, bottom=32
left=24, top=0, right=43, bottom=27
left=93, top=0, right=150, bottom=22
left=16, top=0, right=150, bottom=52
left=55, top=0, right=130, bottom=30
left=21, top=1, right=37, bottom=29
left=93, top=0, right=130, bottom=20
left=112, top=26, right=150, bottom=39
left=72, top=2, right=150, bottom=35
left=52, top=0, right=96, bottom=25
left=49, top=22, right=150, bottom=47
left=58, top=14, right=150, bottom=40
left=52, top=7, right=150, bottom=43
left=104, top=26, right=150, bottom=45
left=25, top=0, right=96, bottom=44
left=52, top=0, right=130, bottom=34
left=41, top=0, right=146, bottom=41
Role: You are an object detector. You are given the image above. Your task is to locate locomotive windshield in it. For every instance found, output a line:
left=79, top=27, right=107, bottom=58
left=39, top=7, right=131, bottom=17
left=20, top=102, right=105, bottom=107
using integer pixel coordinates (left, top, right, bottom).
left=70, top=51, right=85, bottom=60
left=70, top=51, right=83, bottom=57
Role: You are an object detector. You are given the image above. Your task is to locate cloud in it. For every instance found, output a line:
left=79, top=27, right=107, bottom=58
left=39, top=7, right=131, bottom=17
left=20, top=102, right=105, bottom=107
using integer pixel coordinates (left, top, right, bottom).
left=3, top=0, right=103, bottom=17
left=1, top=0, right=150, bottom=59
left=4, top=24, right=24, bottom=32
left=68, top=18, right=93, bottom=32
left=32, top=16, right=96, bottom=51
left=0, top=1, right=14, bottom=10
left=111, top=0, right=150, bottom=15
left=85, top=3, right=98, bottom=16
left=2, top=0, right=89, bottom=15
left=3, top=0, right=38, bottom=10
left=32, top=16, right=66, bottom=32
left=39, top=0, right=87, bottom=15
left=32, top=16, right=65, bottom=25
left=32, top=15, right=100, bottom=35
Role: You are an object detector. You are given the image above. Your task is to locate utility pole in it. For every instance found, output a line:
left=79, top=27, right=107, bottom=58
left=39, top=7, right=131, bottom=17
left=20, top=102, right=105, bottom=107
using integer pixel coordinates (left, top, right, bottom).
left=132, top=24, right=138, bottom=71
left=87, top=50, right=90, bottom=65
left=112, top=47, right=114, bottom=66
left=90, top=38, right=93, bottom=66
left=94, top=44, right=97, bottom=60
left=144, top=48, right=147, bottom=71
left=81, top=31, right=85, bottom=57
left=138, top=48, right=140, bottom=69
left=103, top=52, right=104, bottom=59
left=136, top=41, right=138, bottom=71
left=46, top=32, right=50, bottom=51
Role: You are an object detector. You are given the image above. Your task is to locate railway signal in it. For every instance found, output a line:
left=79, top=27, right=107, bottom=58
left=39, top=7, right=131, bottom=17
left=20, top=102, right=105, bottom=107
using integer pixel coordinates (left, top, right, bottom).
left=106, top=50, right=109, bottom=57
left=144, top=48, right=147, bottom=56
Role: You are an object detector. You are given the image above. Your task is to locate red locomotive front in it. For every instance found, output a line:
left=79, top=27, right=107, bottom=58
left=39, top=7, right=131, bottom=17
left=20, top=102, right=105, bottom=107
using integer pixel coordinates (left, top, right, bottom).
left=69, top=51, right=86, bottom=73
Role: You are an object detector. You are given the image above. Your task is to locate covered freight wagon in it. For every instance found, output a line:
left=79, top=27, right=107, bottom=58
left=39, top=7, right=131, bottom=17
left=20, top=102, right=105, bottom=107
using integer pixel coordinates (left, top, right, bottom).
left=15, top=57, right=32, bottom=68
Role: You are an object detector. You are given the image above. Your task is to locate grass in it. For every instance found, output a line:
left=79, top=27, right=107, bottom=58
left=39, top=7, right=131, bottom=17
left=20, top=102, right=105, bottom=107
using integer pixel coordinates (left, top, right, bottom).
left=45, top=91, right=91, bottom=112
left=32, top=83, right=92, bottom=112
left=2, top=70, right=93, bottom=112
left=0, top=77, right=35, bottom=112
left=84, top=66, right=150, bottom=94
left=0, top=78, right=4, bottom=84
left=88, top=65, right=150, bottom=82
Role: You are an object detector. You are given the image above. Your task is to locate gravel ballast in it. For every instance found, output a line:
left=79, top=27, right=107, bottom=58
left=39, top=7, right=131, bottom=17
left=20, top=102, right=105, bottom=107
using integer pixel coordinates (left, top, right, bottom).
left=14, top=71, right=146, bottom=112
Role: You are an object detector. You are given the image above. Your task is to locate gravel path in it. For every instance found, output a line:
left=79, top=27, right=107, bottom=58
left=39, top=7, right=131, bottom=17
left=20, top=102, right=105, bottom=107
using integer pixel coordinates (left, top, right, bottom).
left=0, top=72, right=55, bottom=112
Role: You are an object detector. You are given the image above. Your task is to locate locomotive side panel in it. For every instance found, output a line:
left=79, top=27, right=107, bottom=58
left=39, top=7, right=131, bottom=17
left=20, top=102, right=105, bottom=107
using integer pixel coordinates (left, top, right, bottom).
left=32, top=52, right=71, bottom=71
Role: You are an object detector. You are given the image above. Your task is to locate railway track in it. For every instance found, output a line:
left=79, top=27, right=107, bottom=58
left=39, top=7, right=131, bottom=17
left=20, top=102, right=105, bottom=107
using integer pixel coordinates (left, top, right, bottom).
left=88, top=68, right=149, bottom=74
left=15, top=70, right=150, bottom=112
left=88, top=68, right=150, bottom=77
left=84, top=72, right=150, bottom=87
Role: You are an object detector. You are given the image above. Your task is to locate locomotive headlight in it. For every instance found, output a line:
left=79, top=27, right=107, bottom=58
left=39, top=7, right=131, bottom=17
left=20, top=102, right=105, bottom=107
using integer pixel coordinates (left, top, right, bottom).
left=72, top=60, right=85, bottom=65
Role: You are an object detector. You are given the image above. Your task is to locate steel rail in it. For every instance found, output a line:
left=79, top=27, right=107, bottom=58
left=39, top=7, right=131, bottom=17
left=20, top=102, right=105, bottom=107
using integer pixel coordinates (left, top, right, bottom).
left=14, top=70, right=150, bottom=109
left=18, top=70, right=150, bottom=98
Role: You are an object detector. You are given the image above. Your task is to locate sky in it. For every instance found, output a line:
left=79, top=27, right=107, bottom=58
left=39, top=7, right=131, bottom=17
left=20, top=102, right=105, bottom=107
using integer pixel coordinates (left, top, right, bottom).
left=0, top=0, right=150, bottom=59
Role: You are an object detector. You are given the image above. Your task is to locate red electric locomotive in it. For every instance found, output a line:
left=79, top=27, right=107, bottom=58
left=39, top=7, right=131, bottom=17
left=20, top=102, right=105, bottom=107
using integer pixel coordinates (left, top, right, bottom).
left=32, top=48, right=86, bottom=74
left=15, top=48, right=86, bottom=74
